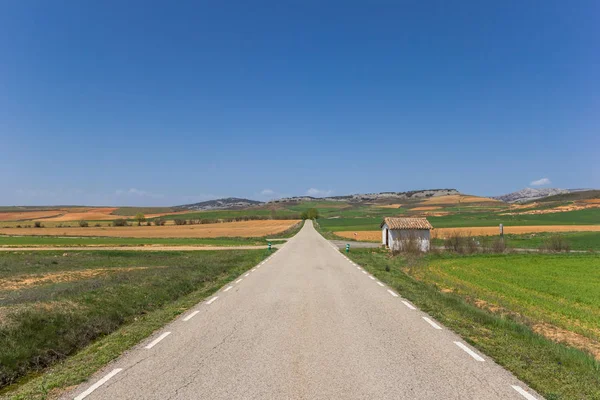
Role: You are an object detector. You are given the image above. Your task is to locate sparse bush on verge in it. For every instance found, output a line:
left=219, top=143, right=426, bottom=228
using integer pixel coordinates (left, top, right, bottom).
left=154, top=218, right=166, bottom=226
left=442, top=231, right=479, bottom=254
left=174, top=219, right=187, bottom=225
left=539, top=234, right=571, bottom=252
left=112, top=218, right=128, bottom=227
left=33, top=221, right=43, bottom=228
left=78, top=220, right=89, bottom=227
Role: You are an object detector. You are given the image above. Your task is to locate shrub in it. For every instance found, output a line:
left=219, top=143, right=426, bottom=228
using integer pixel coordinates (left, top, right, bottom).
left=301, top=208, right=319, bottom=220
left=78, top=220, right=89, bottom=227
left=34, top=221, right=43, bottom=228
left=174, top=219, right=187, bottom=225
left=486, top=237, right=507, bottom=253
left=154, top=219, right=166, bottom=226
left=95, top=223, right=101, bottom=227
left=112, top=219, right=128, bottom=227
left=134, top=213, right=146, bottom=226
left=16, top=225, right=21, bottom=228
left=540, top=234, right=571, bottom=252
left=443, top=231, right=479, bottom=254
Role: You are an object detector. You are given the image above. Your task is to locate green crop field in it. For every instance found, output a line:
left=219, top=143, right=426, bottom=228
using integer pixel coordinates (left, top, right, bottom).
left=409, top=253, right=600, bottom=343
left=0, top=250, right=268, bottom=391
left=346, top=249, right=600, bottom=399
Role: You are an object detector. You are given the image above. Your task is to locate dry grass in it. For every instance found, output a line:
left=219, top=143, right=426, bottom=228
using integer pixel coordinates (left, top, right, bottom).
left=410, top=206, right=442, bottom=211
left=0, top=220, right=301, bottom=238
left=0, top=267, right=155, bottom=290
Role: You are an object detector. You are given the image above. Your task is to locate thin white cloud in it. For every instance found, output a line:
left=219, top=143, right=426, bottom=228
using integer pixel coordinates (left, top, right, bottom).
left=306, top=188, right=333, bottom=197
left=260, top=189, right=275, bottom=196
left=115, top=188, right=164, bottom=199
left=530, top=178, right=551, bottom=186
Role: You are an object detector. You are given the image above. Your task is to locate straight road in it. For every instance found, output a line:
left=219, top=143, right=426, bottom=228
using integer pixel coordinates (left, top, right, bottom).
left=66, top=221, right=542, bottom=400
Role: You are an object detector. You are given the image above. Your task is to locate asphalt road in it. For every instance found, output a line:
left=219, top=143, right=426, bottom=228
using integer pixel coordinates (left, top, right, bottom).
left=66, top=221, right=542, bottom=400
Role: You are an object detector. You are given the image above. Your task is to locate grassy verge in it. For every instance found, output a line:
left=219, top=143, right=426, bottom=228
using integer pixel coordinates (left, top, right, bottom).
left=345, top=248, right=600, bottom=399
left=0, top=250, right=270, bottom=398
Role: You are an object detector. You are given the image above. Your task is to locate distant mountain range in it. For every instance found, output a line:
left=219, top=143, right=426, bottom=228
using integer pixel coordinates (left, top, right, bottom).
left=492, top=188, right=592, bottom=203
left=173, top=189, right=460, bottom=210
left=270, top=189, right=459, bottom=203
left=173, top=197, right=262, bottom=211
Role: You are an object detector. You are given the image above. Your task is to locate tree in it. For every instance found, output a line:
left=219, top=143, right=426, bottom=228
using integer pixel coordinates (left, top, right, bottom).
left=134, top=213, right=146, bottom=226
left=301, top=208, right=319, bottom=220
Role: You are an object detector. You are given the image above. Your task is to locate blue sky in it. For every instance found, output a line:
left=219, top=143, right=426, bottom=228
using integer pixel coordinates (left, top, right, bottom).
left=1, top=1, right=598, bottom=206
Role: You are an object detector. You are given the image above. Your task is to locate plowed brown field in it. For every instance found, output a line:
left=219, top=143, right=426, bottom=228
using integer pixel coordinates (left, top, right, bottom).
left=336, top=225, right=600, bottom=242
left=43, top=208, right=121, bottom=221
left=0, top=220, right=301, bottom=238
left=0, top=211, right=63, bottom=221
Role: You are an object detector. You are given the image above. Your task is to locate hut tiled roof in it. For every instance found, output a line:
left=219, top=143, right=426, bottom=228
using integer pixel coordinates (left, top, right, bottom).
left=380, top=217, right=433, bottom=230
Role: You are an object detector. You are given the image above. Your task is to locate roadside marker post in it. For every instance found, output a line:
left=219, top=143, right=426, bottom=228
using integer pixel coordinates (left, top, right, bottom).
left=346, top=244, right=350, bottom=253
left=268, top=242, right=272, bottom=251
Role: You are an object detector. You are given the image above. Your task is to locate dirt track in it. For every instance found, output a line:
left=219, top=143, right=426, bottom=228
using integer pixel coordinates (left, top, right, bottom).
left=336, top=225, right=600, bottom=242
left=0, top=220, right=300, bottom=238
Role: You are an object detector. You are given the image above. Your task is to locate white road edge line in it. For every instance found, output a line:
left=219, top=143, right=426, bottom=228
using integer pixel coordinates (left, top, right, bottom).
left=401, top=300, right=417, bottom=310
left=362, top=270, right=368, bottom=275
left=183, top=311, right=200, bottom=321
left=244, top=273, right=250, bottom=277
left=235, top=278, right=242, bottom=284
left=511, top=385, right=538, bottom=400
left=376, top=282, right=385, bottom=287
left=251, top=268, right=256, bottom=272
left=368, top=276, right=375, bottom=280
left=454, top=341, right=485, bottom=362
left=145, top=332, right=171, bottom=349
left=422, top=317, right=442, bottom=330
left=206, top=296, right=219, bottom=305
left=74, top=368, right=123, bottom=400
left=223, top=286, right=233, bottom=292
left=387, top=289, right=399, bottom=297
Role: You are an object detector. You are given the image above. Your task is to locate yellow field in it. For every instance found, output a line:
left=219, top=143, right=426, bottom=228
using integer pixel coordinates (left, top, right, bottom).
left=422, top=195, right=501, bottom=205
left=0, top=220, right=301, bottom=238
left=336, top=225, right=600, bottom=242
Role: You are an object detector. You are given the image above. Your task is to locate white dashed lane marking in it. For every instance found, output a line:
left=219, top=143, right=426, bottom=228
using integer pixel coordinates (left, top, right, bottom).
left=454, top=341, right=485, bottom=362
left=422, top=317, right=442, bottom=330
left=145, top=332, right=171, bottom=349
left=511, top=385, right=538, bottom=400
left=387, top=289, right=399, bottom=297
left=223, top=286, right=233, bottom=292
left=183, top=311, right=200, bottom=321
left=74, top=368, right=123, bottom=400
left=401, top=300, right=417, bottom=310
left=244, top=273, right=250, bottom=277
left=206, top=296, right=219, bottom=305
left=376, top=282, right=385, bottom=287
left=235, top=278, right=242, bottom=284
